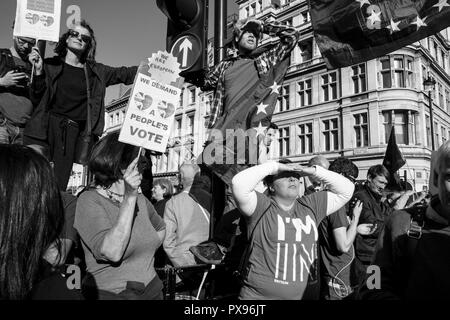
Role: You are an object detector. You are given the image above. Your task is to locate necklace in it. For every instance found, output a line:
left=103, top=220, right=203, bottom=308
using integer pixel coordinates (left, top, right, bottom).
left=98, top=187, right=124, bottom=204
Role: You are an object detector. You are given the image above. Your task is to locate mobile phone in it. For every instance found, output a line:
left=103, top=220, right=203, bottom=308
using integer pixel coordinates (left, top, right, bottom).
left=13, top=66, right=30, bottom=86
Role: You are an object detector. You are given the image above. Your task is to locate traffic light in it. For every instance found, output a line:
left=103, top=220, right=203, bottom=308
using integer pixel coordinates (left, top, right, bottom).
left=157, top=0, right=208, bottom=80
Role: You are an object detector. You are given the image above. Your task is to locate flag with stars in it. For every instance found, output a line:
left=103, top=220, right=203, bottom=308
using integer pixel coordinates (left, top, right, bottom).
left=199, top=57, right=290, bottom=186
left=308, top=0, right=450, bottom=69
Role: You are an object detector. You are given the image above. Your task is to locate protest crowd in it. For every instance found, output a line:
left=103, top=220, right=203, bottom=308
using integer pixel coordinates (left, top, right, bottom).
left=1, top=4, right=450, bottom=301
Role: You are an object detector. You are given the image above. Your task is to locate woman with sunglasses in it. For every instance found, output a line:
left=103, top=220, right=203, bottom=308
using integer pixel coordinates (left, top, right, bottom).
left=24, top=20, right=138, bottom=191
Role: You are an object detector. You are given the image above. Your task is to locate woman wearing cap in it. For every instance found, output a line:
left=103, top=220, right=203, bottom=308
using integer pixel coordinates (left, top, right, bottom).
left=231, top=160, right=354, bottom=300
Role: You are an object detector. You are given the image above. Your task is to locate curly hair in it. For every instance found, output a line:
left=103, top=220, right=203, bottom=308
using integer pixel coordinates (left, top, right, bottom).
left=54, top=19, right=97, bottom=61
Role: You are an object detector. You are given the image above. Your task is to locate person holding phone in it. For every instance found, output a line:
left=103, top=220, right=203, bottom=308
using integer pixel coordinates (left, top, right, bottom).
left=0, top=24, right=35, bottom=145
left=74, top=132, right=165, bottom=300
left=352, top=165, right=392, bottom=287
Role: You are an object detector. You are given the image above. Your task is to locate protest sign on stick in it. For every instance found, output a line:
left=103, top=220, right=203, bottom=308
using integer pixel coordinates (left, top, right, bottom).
left=14, top=0, right=62, bottom=42
left=119, top=51, right=181, bottom=153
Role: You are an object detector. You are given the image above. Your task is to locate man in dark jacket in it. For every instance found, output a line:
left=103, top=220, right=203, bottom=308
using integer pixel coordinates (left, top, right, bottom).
left=25, top=20, right=137, bottom=190
left=359, top=141, right=450, bottom=299
left=353, top=165, right=392, bottom=285
left=0, top=27, right=35, bottom=144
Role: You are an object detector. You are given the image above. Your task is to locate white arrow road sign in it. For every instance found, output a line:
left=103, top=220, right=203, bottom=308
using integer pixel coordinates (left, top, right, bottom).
left=179, top=38, right=192, bottom=67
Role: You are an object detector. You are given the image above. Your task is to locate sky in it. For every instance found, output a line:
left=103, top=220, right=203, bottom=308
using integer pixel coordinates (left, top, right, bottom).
left=1, top=0, right=239, bottom=103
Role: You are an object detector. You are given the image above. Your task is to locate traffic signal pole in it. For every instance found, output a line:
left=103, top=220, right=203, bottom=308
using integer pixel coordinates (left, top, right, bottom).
left=214, top=0, right=227, bottom=65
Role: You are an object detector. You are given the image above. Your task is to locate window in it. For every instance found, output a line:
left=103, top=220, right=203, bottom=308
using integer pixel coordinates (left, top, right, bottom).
left=169, top=149, right=181, bottom=171
left=297, top=79, right=312, bottom=107
left=278, top=85, right=290, bottom=112
left=205, top=95, right=212, bottom=115
left=426, top=115, right=432, bottom=148
left=250, top=2, right=256, bottom=16
left=257, top=0, right=263, bottom=13
left=439, top=83, right=444, bottom=109
left=380, top=55, right=413, bottom=88
left=323, top=118, right=339, bottom=151
left=442, top=126, right=447, bottom=145
left=435, top=121, right=439, bottom=148
left=179, top=89, right=184, bottom=107
left=434, top=42, right=439, bottom=60
left=300, top=11, right=310, bottom=25
left=174, top=117, right=182, bottom=139
left=441, top=50, right=446, bottom=69
left=446, top=89, right=450, bottom=113
left=354, top=113, right=369, bottom=147
left=299, top=39, right=313, bottom=63
left=278, top=127, right=290, bottom=156
left=383, top=110, right=416, bottom=145
left=115, top=112, right=120, bottom=124
left=321, top=72, right=338, bottom=101
left=297, top=123, right=313, bottom=154
left=189, top=88, right=196, bottom=104
left=157, top=153, right=169, bottom=172
left=187, top=114, right=195, bottom=136
left=352, top=63, right=367, bottom=93
left=284, top=18, right=293, bottom=26
left=110, top=114, right=114, bottom=126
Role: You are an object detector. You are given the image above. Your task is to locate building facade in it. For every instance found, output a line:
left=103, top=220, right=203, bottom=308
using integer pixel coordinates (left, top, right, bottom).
left=74, top=0, right=450, bottom=193
left=235, top=0, right=450, bottom=191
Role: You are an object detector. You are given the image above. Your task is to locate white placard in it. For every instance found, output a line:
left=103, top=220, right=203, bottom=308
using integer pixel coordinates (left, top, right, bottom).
left=13, top=0, right=61, bottom=42
left=118, top=73, right=180, bottom=152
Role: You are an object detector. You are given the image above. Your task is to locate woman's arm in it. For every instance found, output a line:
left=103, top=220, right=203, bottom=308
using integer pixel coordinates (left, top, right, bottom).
left=309, top=166, right=354, bottom=215
left=333, top=201, right=362, bottom=253
left=232, top=161, right=280, bottom=217
left=99, top=155, right=142, bottom=263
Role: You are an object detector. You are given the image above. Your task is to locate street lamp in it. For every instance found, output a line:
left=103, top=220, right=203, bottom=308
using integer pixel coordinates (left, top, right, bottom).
left=423, top=74, right=436, bottom=150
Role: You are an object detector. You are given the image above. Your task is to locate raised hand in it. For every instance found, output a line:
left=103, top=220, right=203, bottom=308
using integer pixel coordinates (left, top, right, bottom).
left=123, top=154, right=142, bottom=197
left=352, top=200, right=363, bottom=221
left=277, top=162, right=316, bottom=177
left=28, top=47, right=43, bottom=75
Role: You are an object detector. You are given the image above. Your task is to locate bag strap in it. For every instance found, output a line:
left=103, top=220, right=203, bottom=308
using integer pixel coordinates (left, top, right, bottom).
left=405, top=204, right=426, bottom=264
left=236, top=203, right=271, bottom=278
left=83, top=65, right=92, bottom=135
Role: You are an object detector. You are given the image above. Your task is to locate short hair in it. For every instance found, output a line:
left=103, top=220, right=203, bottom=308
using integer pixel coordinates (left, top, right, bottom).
left=0, top=145, right=63, bottom=299
left=54, top=19, right=97, bottom=61
left=153, top=178, right=174, bottom=199
left=367, top=164, right=390, bottom=180
left=268, top=122, right=278, bottom=130
left=89, top=131, right=140, bottom=188
left=308, top=155, right=330, bottom=169
left=329, top=157, right=358, bottom=181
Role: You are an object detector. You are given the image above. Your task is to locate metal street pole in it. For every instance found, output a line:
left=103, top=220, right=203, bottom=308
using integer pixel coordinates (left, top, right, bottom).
left=214, top=0, right=227, bottom=65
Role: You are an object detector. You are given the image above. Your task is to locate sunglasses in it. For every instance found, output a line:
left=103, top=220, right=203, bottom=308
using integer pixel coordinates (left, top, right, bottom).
left=17, top=37, right=36, bottom=46
left=68, top=30, right=92, bottom=44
